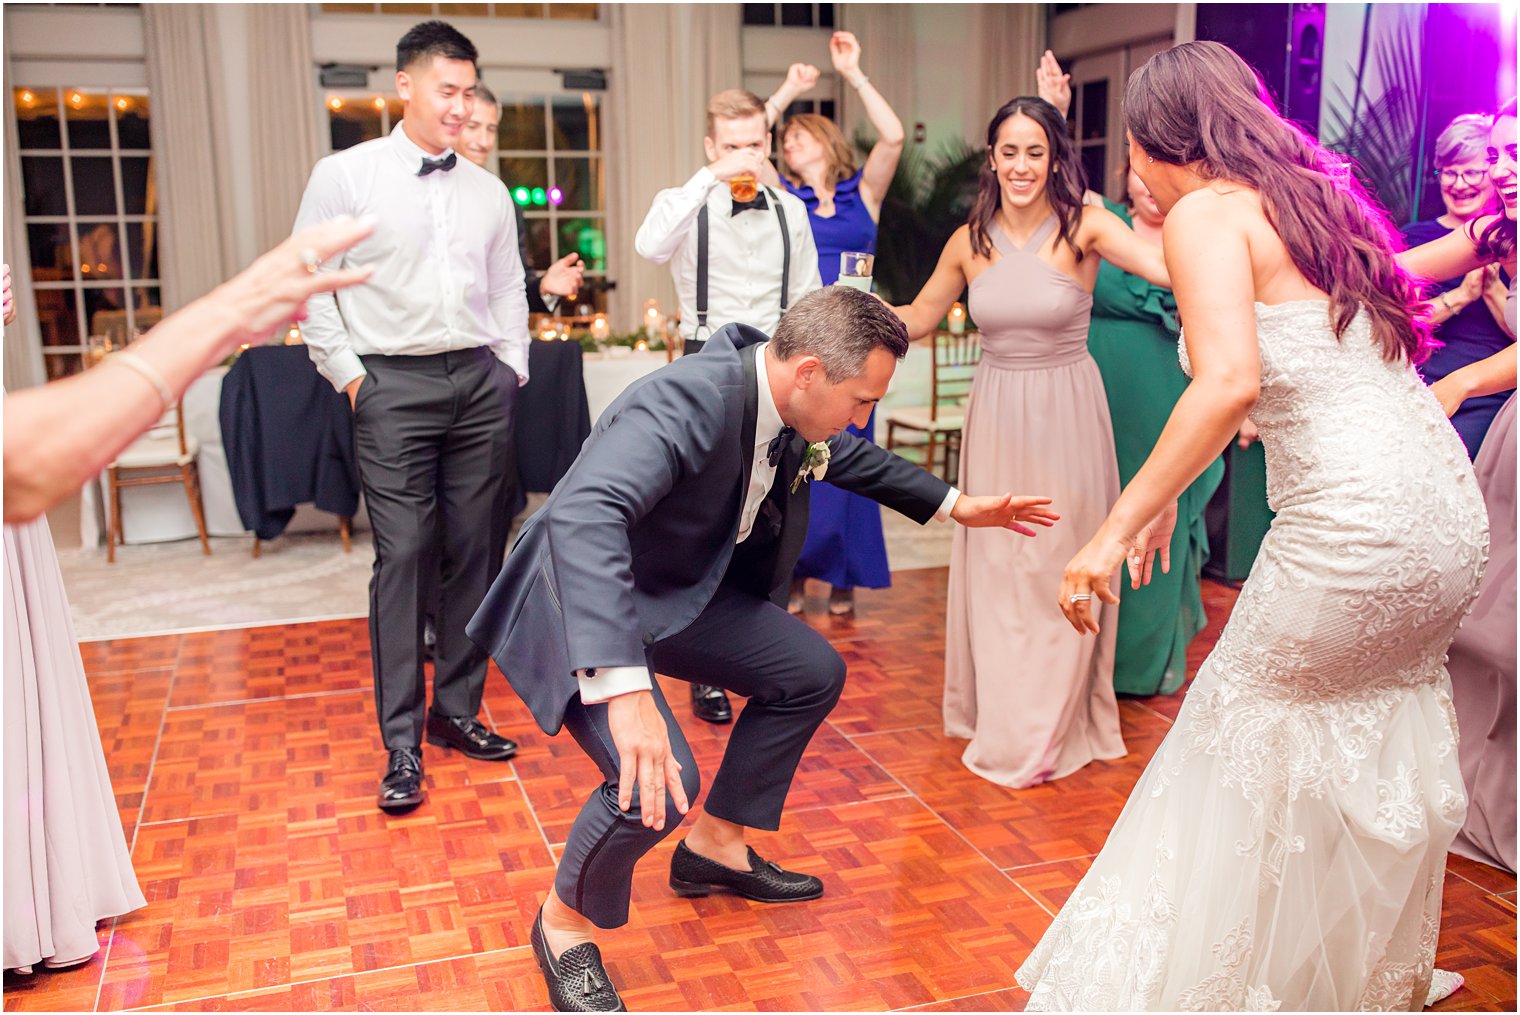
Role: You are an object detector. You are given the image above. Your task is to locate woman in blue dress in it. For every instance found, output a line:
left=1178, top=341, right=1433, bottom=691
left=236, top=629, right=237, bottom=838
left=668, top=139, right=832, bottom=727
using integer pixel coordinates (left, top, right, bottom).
left=762, top=31, right=905, bottom=614
left=1400, top=112, right=1515, bottom=457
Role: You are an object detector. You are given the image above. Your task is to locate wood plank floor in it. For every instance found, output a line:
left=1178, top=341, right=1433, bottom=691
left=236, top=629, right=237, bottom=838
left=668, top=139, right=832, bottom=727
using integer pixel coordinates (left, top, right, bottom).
left=4, top=571, right=1514, bottom=1011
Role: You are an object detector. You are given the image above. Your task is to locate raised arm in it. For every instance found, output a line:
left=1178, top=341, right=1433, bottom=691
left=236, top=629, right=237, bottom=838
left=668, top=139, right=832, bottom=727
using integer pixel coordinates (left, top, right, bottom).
left=1036, top=50, right=1072, bottom=120
left=764, top=63, right=820, bottom=129
left=1082, top=203, right=1169, bottom=287
left=4, top=217, right=373, bottom=523
left=892, top=226, right=973, bottom=340
left=1059, top=192, right=1259, bottom=633
left=1396, top=216, right=1500, bottom=280
left=829, top=32, right=904, bottom=217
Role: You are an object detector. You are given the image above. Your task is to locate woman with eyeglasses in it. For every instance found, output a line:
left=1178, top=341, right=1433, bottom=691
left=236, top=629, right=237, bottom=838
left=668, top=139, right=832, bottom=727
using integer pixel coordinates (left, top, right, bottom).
left=1400, top=113, right=1514, bottom=457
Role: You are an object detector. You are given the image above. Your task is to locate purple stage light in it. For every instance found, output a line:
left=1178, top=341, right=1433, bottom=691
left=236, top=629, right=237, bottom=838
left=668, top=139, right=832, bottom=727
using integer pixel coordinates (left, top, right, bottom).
left=549, top=186, right=564, bottom=206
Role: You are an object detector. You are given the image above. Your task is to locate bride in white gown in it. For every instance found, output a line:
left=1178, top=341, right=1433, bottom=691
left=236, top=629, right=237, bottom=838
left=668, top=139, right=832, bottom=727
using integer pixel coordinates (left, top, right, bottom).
left=1016, top=42, right=1498, bottom=1010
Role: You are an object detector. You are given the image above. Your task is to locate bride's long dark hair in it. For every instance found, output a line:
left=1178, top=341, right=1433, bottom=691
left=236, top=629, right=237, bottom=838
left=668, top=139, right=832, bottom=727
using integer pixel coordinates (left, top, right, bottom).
left=967, top=97, right=1087, bottom=261
left=1125, top=41, right=1429, bottom=363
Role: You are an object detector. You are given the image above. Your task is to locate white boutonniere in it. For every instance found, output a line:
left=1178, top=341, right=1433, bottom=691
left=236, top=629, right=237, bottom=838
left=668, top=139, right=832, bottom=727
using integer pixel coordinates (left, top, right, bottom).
left=791, top=441, right=830, bottom=493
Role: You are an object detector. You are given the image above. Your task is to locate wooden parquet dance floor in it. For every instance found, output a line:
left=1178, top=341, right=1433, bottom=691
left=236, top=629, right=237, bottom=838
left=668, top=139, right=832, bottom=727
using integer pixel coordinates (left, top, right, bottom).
left=5, top=570, right=1515, bottom=1012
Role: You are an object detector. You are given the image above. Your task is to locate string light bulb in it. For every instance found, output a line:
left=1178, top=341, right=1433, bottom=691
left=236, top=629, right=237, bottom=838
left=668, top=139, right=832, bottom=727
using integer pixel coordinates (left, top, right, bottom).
left=115, top=96, right=129, bottom=111
left=69, top=92, right=83, bottom=107
left=328, top=97, right=344, bottom=111
left=19, top=90, right=34, bottom=106
left=373, top=97, right=385, bottom=110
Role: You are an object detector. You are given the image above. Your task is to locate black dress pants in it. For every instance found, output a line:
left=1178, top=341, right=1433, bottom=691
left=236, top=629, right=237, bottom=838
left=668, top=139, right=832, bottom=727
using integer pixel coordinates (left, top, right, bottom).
left=552, top=576, right=846, bottom=929
left=352, top=348, right=517, bottom=749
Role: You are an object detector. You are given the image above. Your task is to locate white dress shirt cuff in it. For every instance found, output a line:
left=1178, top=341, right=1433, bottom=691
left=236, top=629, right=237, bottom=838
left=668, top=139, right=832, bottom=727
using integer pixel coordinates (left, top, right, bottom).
left=685, top=165, right=718, bottom=197
left=935, top=487, right=961, bottom=522
left=577, top=665, right=653, bottom=704
left=494, top=345, right=530, bottom=386
left=320, top=350, right=367, bottom=394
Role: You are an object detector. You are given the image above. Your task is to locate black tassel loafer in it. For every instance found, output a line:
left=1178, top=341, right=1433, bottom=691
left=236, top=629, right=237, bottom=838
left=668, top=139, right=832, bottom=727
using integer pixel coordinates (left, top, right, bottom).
left=667, top=840, right=824, bottom=903
left=530, top=907, right=627, bottom=1012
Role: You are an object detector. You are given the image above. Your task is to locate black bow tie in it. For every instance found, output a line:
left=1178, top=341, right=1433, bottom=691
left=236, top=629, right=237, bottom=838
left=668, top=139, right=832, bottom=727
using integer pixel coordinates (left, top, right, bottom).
left=766, top=426, right=796, bottom=467
left=418, top=152, right=457, bottom=177
left=732, top=191, right=770, bottom=216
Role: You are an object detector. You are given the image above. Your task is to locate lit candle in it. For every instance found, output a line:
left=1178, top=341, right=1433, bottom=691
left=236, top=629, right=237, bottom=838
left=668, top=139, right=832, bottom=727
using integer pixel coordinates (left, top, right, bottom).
left=948, top=302, right=966, bottom=334
left=539, top=326, right=557, bottom=342
left=635, top=339, right=648, bottom=352
left=591, top=313, right=609, bottom=342
left=644, top=301, right=661, bottom=340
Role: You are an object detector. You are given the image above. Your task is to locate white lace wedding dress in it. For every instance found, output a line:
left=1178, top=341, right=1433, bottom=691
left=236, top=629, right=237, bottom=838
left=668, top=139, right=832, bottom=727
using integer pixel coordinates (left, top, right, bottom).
left=1016, top=301, right=1489, bottom=1011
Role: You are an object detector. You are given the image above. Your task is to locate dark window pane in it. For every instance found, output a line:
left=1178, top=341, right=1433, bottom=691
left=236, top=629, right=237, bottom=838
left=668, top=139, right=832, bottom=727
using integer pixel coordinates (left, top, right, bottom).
left=558, top=216, right=606, bottom=272
left=500, top=156, right=549, bottom=195
left=33, top=288, right=81, bottom=348
left=329, top=99, right=383, bottom=151
left=27, top=224, right=73, bottom=283
left=44, top=351, right=83, bottom=381
left=113, top=93, right=151, bottom=148
left=498, top=98, right=547, bottom=150
left=554, top=156, right=603, bottom=211
left=1080, top=144, right=1105, bottom=196
left=780, top=3, right=812, bottom=26
left=65, top=91, right=112, bottom=148
left=818, top=3, right=834, bottom=27
left=71, top=156, right=117, bottom=215
left=21, top=156, right=67, bottom=216
left=524, top=215, right=552, bottom=267
left=1079, top=80, right=1108, bottom=141
left=742, top=4, right=774, bottom=26
left=819, top=99, right=836, bottom=122
left=126, top=222, right=159, bottom=281
left=120, top=156, right=153, bottom=215
left=552, top=94, right=600, bottom=151
left=16, top=88, right=62, bottom=149
left=77, top=223, right=124, bottom=280
left=84, top=287, right=130, bottom=345
left=131, top=286, right=164, bottom=334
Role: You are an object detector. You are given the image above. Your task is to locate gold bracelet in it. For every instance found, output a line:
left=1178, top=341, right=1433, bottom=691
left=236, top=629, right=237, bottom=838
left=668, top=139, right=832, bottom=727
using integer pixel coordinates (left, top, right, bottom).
left=110, top=351, right=176, bottom=411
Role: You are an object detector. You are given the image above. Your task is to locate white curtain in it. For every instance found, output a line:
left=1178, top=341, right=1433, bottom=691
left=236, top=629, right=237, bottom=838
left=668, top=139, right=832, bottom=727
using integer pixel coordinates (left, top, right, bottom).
left=3, top=46, right=46, bottom=392
left=143, top=3, right=238, bottom=310
left=247, top=4, right=323, bottom=254
left=968, top=4, right=1047, bottom=141
left=606, top=3, right=741, bottom=332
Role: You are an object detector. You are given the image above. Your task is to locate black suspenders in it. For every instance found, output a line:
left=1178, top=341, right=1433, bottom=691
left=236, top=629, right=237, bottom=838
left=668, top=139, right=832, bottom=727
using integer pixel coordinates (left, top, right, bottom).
left=693, top=187, right=792, bottom=344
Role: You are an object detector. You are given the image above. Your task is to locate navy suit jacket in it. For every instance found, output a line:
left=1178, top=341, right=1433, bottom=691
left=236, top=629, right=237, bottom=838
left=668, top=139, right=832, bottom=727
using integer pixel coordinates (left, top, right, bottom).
left=466, top=323, right=951, bottom=734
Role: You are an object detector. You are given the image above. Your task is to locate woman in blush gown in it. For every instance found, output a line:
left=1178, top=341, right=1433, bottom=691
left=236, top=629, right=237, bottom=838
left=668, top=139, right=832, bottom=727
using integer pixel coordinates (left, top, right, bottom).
left=891, top=97, right=1169, bottom=789
left=1017, top=43, right=1497, bottom=1010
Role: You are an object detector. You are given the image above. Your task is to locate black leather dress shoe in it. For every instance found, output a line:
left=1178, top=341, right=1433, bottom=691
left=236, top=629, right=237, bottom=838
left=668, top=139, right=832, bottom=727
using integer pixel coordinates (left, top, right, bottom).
left=424, top=712, right=518, bottom=761
left=689, top=684, right=732, bottom=724
left=530, top=907, right=626, bottom=1012
left=378, top=747, right=424, bottom=811
left=668, top=840, right=824, bottom=903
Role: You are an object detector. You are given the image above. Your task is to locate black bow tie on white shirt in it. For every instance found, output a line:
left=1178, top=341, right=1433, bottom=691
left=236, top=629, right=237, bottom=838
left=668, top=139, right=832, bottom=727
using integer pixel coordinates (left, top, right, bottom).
left=732, top=191, right=770, bottom=216
left=418, top=152, right=457, bottom=177
left=767, top=426, right=796, bottom=467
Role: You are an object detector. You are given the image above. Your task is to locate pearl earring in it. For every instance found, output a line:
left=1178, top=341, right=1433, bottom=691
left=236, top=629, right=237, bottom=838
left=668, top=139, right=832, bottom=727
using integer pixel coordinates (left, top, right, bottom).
left=1147, top=156, right=1155, bottom=163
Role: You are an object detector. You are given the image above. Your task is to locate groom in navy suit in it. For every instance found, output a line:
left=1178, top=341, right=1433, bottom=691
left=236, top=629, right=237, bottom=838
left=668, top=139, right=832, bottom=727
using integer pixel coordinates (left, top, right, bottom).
left=468, top=286, right=1057, bottom=1011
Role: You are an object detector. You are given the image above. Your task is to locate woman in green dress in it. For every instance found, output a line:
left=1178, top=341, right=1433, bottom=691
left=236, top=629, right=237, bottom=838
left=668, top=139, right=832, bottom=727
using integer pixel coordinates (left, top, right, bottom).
left=1086, top=165, right=1224, bottom=695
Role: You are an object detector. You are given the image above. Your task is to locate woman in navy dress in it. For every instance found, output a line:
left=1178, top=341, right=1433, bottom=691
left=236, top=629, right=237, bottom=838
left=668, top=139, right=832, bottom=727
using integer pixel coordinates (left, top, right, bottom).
left=1401, top=112, right=1515, bottom=456
left=763, top=31, right=905, bottom=614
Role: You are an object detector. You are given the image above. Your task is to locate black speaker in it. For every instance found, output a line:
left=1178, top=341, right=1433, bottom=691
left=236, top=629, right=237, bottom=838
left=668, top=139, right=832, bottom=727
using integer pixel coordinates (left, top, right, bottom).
left=1195, top=3, right=1326, bottom=136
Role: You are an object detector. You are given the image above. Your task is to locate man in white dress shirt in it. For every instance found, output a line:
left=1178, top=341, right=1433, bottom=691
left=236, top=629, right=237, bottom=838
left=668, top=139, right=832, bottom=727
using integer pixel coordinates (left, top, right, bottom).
left=634, top=88, right=824, bottom=725
left=294, top=21, right=526, bottom=812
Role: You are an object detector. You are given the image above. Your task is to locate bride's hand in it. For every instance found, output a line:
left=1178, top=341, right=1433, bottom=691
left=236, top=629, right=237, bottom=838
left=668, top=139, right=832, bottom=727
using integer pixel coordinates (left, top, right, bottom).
left=1059, top=530, right=1127, bottom=636
left=1125, top=501, right=1177, bottom=589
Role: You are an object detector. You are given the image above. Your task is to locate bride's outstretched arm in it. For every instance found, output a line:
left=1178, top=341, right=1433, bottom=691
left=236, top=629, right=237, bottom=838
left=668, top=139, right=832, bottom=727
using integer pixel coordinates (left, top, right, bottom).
left=1059, top=192, right=1259, bottom=634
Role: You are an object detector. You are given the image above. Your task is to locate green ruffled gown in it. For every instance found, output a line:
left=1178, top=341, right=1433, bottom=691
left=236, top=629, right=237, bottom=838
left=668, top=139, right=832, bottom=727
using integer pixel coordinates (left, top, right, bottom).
left=1086, top=198, right=1224, bottom=696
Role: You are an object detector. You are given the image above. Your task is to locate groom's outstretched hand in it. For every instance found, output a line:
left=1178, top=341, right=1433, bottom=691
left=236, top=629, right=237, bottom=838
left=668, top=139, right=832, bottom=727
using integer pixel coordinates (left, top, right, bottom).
left=951, top=493, right=1059, bottom=537
left=607, top=690, right=689, bottom=831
